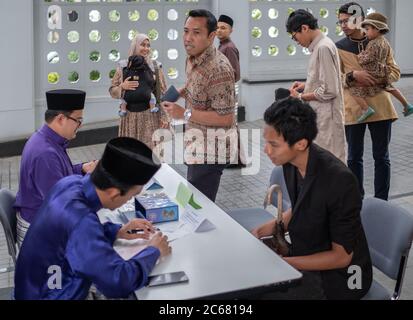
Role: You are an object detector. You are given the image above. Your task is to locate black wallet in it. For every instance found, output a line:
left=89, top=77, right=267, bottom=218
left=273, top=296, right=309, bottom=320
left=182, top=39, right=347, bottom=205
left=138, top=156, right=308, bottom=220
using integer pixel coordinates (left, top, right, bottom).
left=161, top=85, right=180, bottom=103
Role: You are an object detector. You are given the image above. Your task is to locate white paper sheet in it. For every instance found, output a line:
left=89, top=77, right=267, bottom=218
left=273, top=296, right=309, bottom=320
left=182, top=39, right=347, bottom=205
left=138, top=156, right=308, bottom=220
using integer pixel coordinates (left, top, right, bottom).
left=113, top=239, right=148, bottom=260
left=157, top=220, right=194, bottom=242
left=179, top=206, right=216, bottom=233
left=105, top=205, right=216, bottom=247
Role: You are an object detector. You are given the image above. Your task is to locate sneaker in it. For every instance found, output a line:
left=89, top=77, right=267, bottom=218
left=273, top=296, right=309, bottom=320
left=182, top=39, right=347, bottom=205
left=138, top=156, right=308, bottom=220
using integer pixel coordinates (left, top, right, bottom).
left=403, top=104, right=413, bottom=117
left=357, top=107, right=376, bottom=123
left=118, top=110, right=128, bottom=117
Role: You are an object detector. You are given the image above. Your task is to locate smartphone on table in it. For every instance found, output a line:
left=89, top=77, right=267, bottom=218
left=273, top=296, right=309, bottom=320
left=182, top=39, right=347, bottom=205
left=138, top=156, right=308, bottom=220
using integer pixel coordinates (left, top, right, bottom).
left=148, top=271, right=189, bottom=287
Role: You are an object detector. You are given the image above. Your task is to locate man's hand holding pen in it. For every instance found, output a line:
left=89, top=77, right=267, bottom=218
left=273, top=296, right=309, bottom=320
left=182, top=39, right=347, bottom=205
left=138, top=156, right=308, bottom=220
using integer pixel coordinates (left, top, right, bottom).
left=117, top=219, right=156, bottom=240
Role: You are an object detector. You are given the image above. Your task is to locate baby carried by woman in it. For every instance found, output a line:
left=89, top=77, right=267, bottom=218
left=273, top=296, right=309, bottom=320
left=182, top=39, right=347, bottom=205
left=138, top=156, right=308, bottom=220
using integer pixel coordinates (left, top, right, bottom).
left=119, top=55, right=158, bottom=117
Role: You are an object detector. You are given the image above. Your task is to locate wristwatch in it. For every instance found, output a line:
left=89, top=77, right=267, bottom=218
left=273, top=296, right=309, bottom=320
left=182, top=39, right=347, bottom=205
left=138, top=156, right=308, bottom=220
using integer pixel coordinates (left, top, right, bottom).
left=184, top=108, right=192, bottom=122
left=346, top=71, right=356, bottom=87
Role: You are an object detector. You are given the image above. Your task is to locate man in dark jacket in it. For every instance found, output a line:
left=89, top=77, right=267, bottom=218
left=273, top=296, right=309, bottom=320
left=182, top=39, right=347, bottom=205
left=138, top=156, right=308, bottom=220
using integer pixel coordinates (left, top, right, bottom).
left=335, top=2, right=400, bottom=201
left=253, top=98, right=372, bottom=300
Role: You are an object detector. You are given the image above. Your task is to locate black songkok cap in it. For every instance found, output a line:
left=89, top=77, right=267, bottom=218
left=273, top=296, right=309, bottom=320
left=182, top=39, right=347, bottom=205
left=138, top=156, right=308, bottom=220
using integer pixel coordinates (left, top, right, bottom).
left=101, top=137, right=161, bottom=186
left=46, top=89, right=86, bottom=111
left=218, top=15, right=234, bottom=27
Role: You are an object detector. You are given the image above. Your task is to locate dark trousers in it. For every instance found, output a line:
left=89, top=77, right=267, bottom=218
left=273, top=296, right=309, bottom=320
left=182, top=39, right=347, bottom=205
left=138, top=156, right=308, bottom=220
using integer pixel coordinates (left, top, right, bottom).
left=187, top=164, right=227, bottom=202
left=236, top=125, right=246, bottom=165
left=345, top=120, right=392, bottom=201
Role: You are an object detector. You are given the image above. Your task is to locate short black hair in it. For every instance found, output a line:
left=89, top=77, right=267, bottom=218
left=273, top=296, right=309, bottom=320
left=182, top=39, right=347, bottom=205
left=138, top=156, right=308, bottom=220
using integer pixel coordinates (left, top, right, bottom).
left=286, top=9, right=319, bottom=34
left=264, top=98, right=318, bottom=147
left=91, top=161, right=134, bottom=196
left=186, top=9, right=217, bottom=35
left=338, top=2, right=365, bottom=19
left=275, top=88, right=291, bottom=102
left=44, top=110, right=73, bottom=124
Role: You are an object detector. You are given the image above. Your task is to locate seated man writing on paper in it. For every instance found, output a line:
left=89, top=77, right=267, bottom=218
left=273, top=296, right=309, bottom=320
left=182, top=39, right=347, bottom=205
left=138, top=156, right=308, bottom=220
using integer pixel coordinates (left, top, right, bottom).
left=15, top=137, right=171, bottom=300
left=252, top=98, right=372, bottom=300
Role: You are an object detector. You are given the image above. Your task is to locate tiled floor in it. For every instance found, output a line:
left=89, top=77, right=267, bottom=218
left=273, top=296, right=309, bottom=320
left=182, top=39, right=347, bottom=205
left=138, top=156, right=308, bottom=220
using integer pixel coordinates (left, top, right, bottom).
left=1, top=78, right=413, bottom=299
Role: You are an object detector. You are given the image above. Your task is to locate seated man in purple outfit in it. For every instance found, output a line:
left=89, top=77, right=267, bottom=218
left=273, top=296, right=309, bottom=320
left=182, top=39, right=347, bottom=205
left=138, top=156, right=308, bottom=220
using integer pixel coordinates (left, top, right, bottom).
left=14, top=89, right=97, bottom=246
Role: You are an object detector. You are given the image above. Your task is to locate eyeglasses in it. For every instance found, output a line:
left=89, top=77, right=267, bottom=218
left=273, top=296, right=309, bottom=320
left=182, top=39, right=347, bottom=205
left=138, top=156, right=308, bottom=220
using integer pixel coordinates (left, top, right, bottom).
left=291, top=31, right=298, bottom=41
left=336, top=19, right=350, bottom=26
left=66, top=115, right=83, bottom=126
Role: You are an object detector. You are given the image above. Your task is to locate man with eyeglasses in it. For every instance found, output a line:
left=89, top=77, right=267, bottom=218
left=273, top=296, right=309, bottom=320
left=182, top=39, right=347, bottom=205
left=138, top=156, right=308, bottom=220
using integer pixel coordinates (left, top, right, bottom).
left=287, top=10, right=347, bottom=164
left=335, top=2, right=400, bottom=201
left=15, top=90, right=97, bottom=246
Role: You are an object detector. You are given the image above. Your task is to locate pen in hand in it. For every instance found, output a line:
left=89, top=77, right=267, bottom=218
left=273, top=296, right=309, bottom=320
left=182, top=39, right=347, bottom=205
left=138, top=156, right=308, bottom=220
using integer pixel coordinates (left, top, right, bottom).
left=127, top=227, right=160, bottom=235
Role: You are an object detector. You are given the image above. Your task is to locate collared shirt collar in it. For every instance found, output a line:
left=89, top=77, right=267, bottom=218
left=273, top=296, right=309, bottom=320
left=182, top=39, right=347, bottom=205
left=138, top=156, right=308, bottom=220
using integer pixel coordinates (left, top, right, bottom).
left=348, top=35, right=369, bottom=52
left=219, top=38, right=231, bottom=46
left=40, top=124, right=69, bottom=148
left=348, top=35, right=368, bottom=43
left=82, top=175, right=103, bottom=213
left=189, top=45, right=215, bottom=68
left=308, top=33, right=325, bottom=53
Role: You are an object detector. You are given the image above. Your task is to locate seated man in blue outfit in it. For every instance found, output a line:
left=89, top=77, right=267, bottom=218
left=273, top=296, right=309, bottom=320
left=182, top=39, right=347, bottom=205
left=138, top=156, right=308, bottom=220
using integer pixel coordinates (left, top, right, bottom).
left=15, top=137, right=171, bottom=300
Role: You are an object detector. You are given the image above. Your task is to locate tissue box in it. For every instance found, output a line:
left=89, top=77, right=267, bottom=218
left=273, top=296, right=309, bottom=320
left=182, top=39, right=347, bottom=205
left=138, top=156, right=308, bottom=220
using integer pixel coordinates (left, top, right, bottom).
left=135, top=192, right=179, bottom=224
